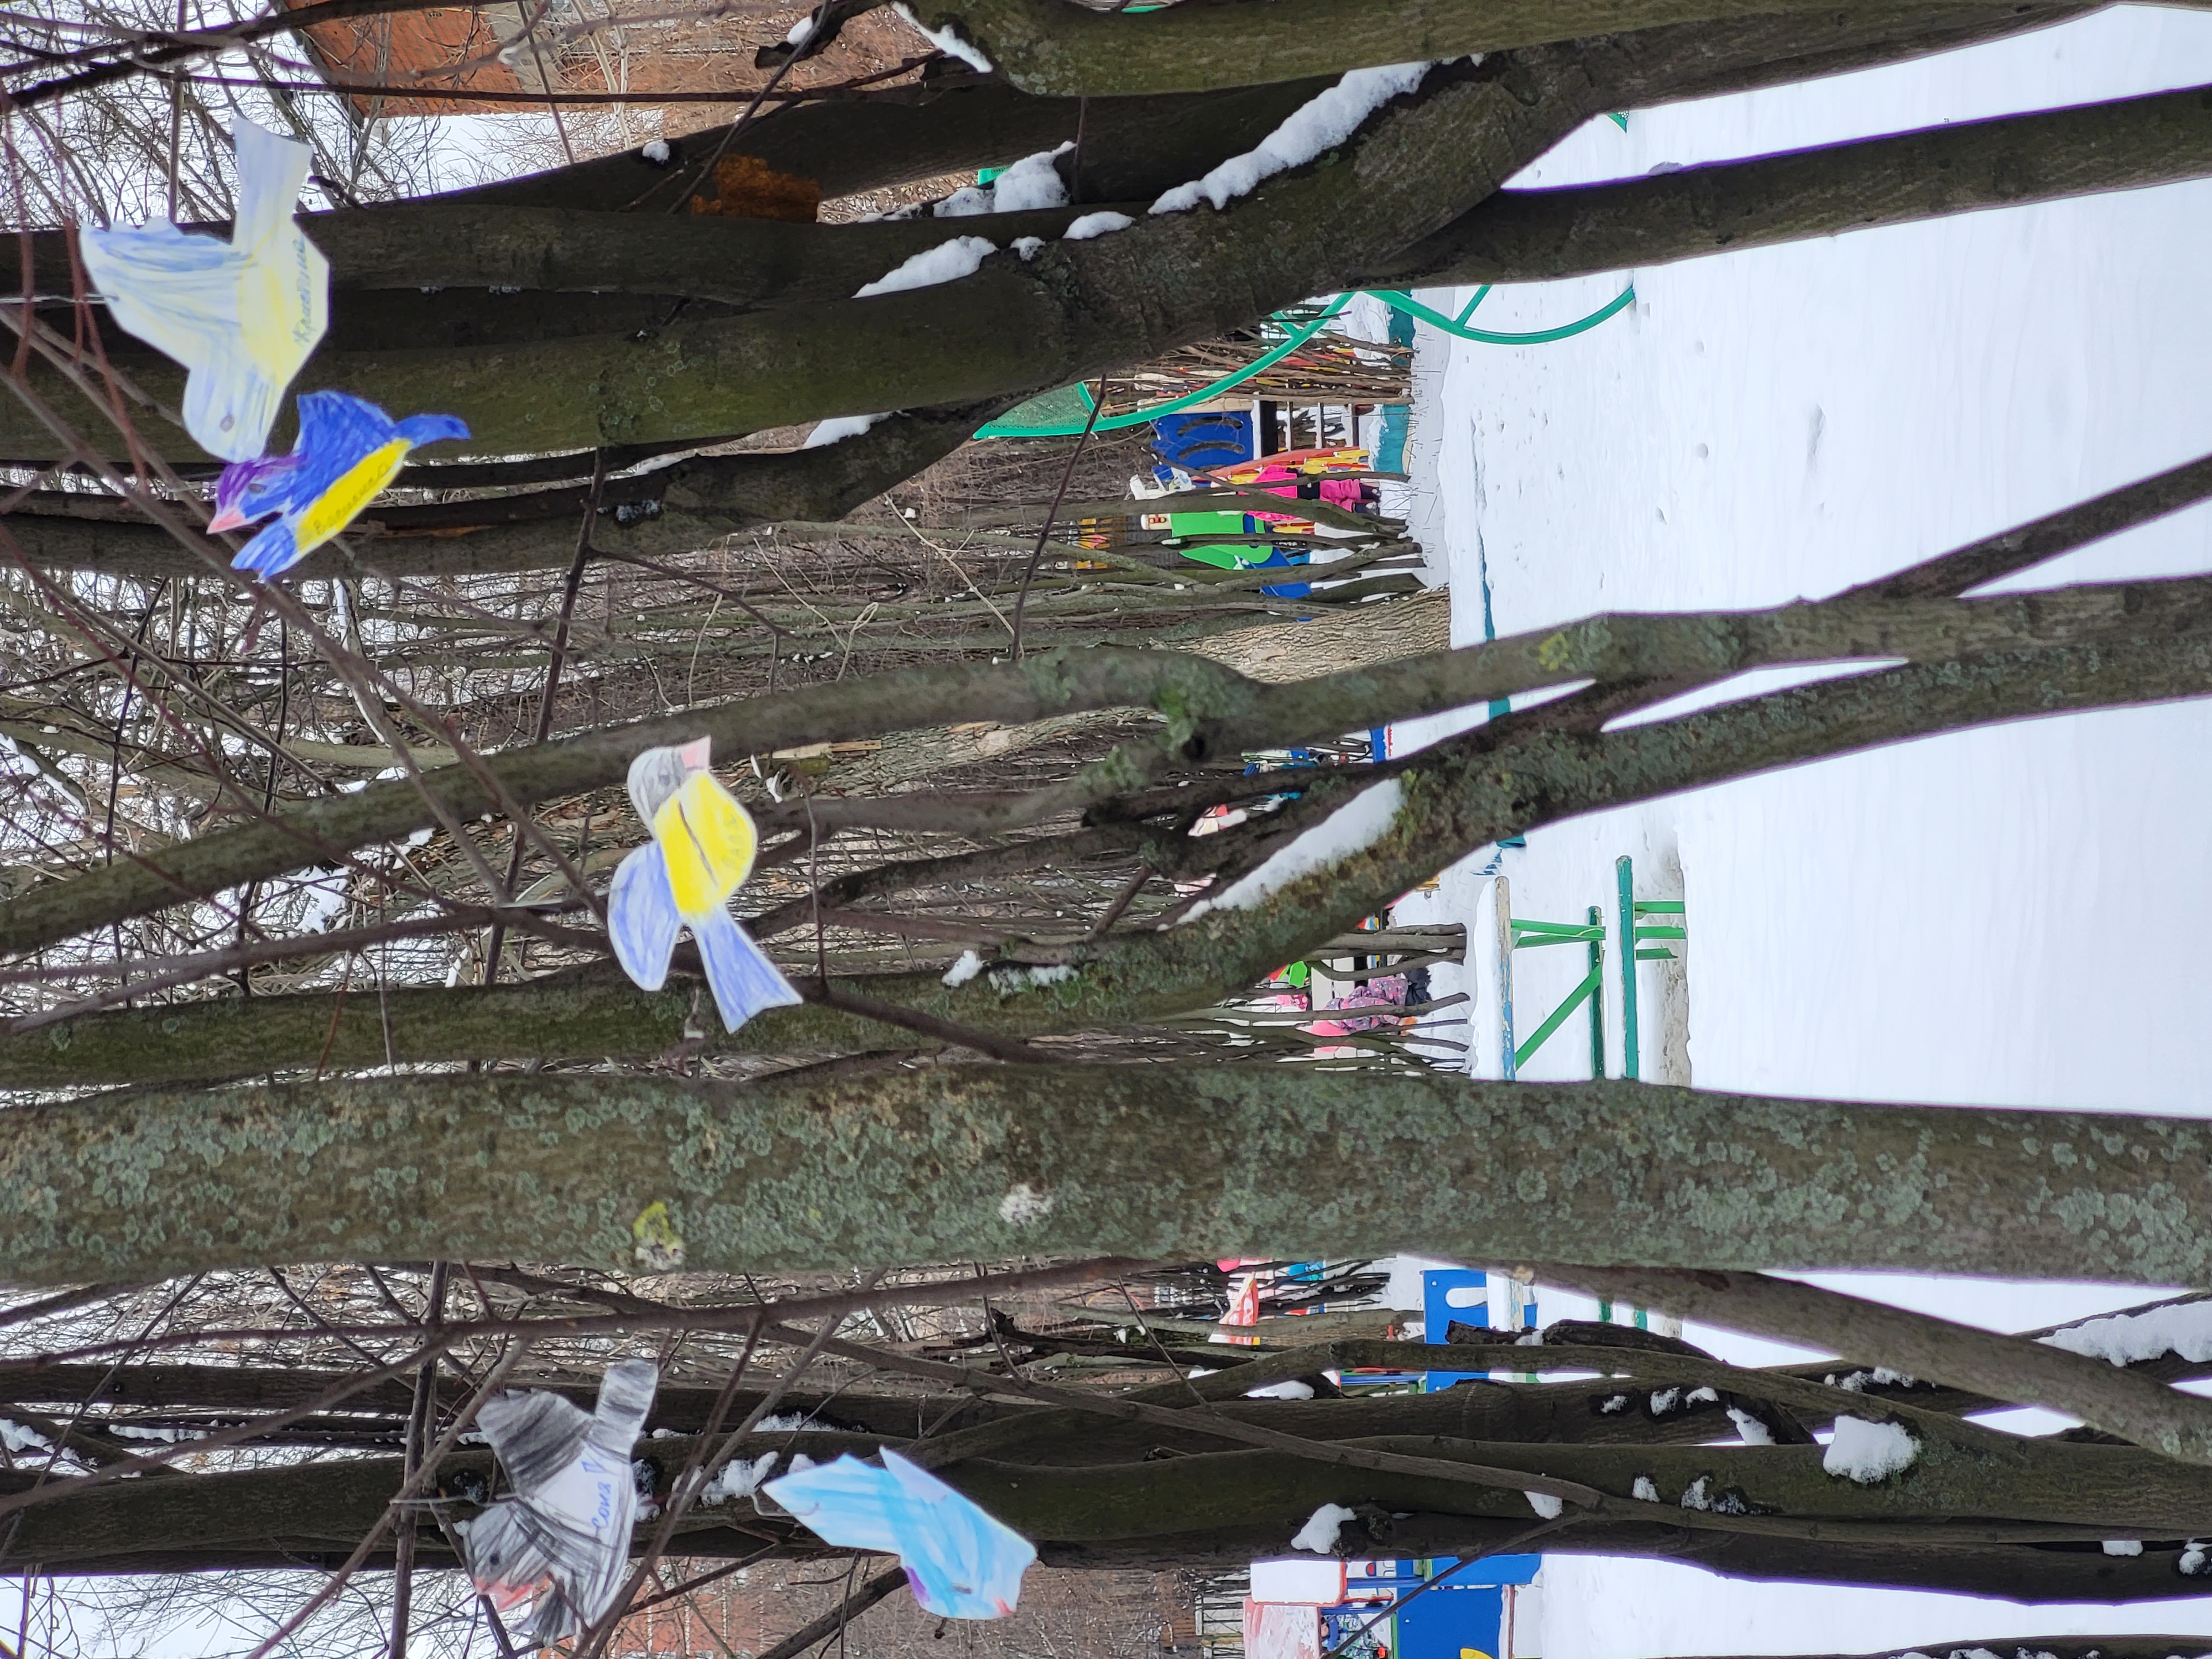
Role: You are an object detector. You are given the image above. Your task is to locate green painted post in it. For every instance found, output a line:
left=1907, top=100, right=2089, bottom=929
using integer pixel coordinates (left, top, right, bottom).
left=1618, top=856, right=1640, bottom=1081
left=1587, top=905, right=1606, bottom=1078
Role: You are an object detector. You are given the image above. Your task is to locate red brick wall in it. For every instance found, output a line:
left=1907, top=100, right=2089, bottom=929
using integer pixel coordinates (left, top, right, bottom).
left=611, top=1563, right=1199, bottom=1659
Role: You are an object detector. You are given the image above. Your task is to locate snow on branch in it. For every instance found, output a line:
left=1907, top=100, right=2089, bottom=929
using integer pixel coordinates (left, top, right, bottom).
left=1151, top=62, right=1439, bottom=215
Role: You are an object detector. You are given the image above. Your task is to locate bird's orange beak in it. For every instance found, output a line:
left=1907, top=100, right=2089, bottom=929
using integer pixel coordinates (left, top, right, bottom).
left=677, top=736, right=713, bottom=773
left=206, top=505, right=248, bottom=534
left=482, top=1577, right=546, bottom=1611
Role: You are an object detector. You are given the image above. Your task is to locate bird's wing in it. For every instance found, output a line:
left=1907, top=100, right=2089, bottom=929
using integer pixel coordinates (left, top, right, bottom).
left=881, top=1448, right=1036, bottom=1619
left=295, top=390, right=390, bottom=459
left=76, top=224, right=284, bottom=462
left=586, top=1359, right=658, bottom=1453
left=692, top=911, right=801, bottom=1034
left=478, top=1389, right=593, bottom=1496
left=77, top=221, right=233, bottom=372
left=608, top=843, right=681, bottom=993
left=229, top=515, right=301, bottom=580
left=180, top=335, right=293, bottom=464
left=763, top=1454, right=907, bottom=1556
left=227, top=117, right=312, bottom=253
left=656, top=771, right=759, bottom=912
left=288, top=439, right=411, bottom=557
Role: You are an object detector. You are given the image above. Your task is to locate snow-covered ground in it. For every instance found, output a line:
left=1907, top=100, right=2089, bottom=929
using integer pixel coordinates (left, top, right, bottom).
left=1382, top=5, right=2212, bottom=1651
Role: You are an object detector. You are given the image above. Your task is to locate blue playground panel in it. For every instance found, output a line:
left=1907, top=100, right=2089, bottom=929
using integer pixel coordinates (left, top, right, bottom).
left=1423, top=1268, right=1489, bottom=1389
left=1322, top=1557, right=1540, bottom=1659
left=1393, top=1584, right=1505, bottom=1659
left=1152, top=411, right=1254, bottom=469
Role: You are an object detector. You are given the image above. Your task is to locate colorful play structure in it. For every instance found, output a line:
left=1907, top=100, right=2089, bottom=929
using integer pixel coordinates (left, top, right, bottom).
left=1495, top=857, right=1686, bottom=1080
left=976, top=276, right=1635, bottom=441
left=1244, top=1551, right=1543, bottom=1659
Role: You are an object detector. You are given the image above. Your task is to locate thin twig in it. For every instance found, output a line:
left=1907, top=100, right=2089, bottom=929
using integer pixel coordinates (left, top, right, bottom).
left=1011, top=380, right=1107, bottom=660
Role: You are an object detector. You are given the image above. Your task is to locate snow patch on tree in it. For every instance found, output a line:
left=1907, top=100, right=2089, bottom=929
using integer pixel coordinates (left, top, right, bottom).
left=1151, top=63, right=1436, bottom=215
left=1823, top=1416, right=1918, bottom=1483
left=854, top=236, right=998, bottom=298
left=990, top=963, right=1076, bottom=993
left=701, top=1451, right=779, bottom=1505
left=1726, top=1407, right=1775, bottom=1445
left=937, top=145, right=1072, bottom=217
left=891, top=3, right=995, bottom=71
left=2042, top=1298, right=2212, bottom=1365
left=1291, top=1502, right=1357, bottom=1552
left=1065, top=211, right=1135, bottom=241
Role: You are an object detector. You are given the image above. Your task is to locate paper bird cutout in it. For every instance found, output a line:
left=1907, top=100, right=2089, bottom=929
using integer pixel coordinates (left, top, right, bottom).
left=210, top=390, right=468, bottom=578
left=79, top=117, right=328, bottom=462
left=765, top=1449, right=1036, bottom=1620
left=459, top=1359, right=659, bottom=1643
left=608, top=737, right=801, bottom=1031
left=208, top=450, right=295, bottom=534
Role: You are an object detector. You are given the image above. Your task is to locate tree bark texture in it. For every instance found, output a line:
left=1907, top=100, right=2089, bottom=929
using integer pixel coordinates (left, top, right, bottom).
left=1383, top=80, right=2212, bottom=288
left=0, top=3, right=2074, bottom=460
left=8, top=1066, right=2212, bottom=1286
left=1, top=403, right=999, bottom=580
left=901, top=0, right=2072, bottom=97
left=14, top=1418, right=2212, bottom=1600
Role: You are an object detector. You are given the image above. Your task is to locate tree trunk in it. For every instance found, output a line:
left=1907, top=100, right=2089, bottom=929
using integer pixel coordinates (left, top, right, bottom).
left=10, top=1066, right=2212, bottom=1285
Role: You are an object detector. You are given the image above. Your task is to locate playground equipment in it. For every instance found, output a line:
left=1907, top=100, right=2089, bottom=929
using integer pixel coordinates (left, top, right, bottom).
left=1492, top=883, right=1605, bottom=1080
left=1493, top=857, right=1684, bottom=1080
left=977, top=272, right=1634, bottom=441
left=1616, top=854, right=1686, bottom=1082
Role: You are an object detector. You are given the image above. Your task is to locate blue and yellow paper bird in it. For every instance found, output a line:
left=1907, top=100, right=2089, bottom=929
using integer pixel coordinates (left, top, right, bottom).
left=765, top=1449, right=1036, bottom=1620
left=210, top=390, right=468, bottom=577
left=79, top=118, right=328, bottom=462
left=608, top=737, right=801, bottom=1032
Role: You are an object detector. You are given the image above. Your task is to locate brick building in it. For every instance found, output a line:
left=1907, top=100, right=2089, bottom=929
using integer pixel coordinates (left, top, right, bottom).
left=609, top=1562, right=1201, bottom=1659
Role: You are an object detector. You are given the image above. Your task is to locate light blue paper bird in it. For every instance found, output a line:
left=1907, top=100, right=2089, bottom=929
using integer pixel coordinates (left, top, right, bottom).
left=211, top=390, right=468, bottom=577
left=79, top=117, right=328, bottom=461
left=608, top=737, right=802, bottom=1032
left=765, top=1449, right=1036, bottom=1620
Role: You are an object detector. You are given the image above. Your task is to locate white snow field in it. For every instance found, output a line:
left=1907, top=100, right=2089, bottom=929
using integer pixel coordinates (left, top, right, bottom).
left=1379, top=4, right=2212, bottom=1651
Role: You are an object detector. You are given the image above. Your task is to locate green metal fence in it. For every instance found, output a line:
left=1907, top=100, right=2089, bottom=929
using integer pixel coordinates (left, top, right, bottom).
left=1495, top=858, right=1686, bottom=1080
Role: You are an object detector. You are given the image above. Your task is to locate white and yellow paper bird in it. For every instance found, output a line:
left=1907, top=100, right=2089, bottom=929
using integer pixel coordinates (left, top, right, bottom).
left=609, top=737, right=801, bottom=1031
left=77, top=117, right=328, bottom=461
